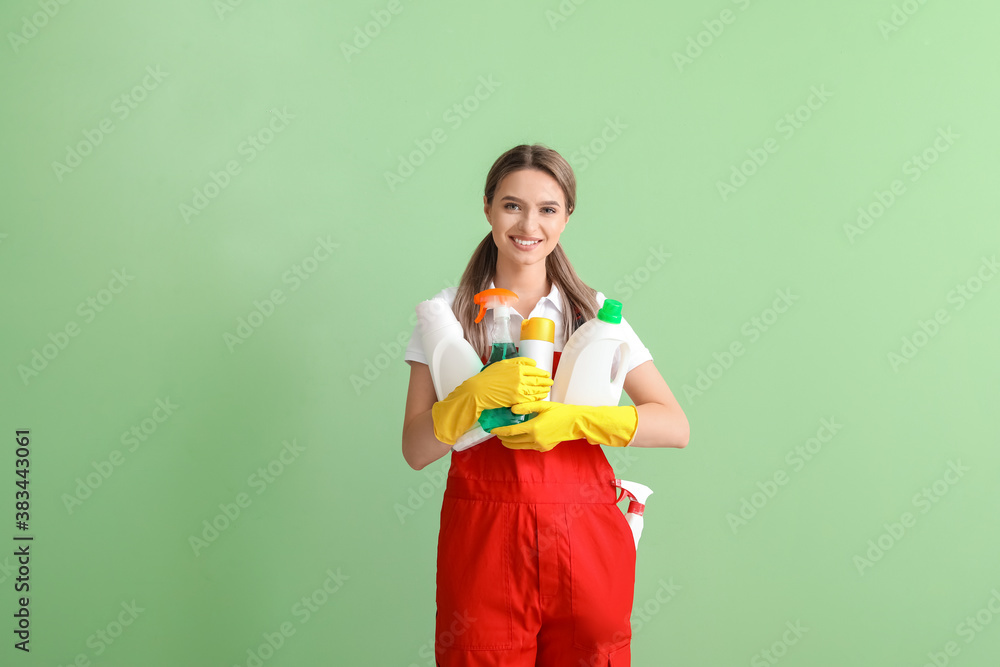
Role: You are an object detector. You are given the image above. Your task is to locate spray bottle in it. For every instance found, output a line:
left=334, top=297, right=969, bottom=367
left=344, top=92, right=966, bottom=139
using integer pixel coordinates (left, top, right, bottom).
left=612, top=479, right=653, bottom=549
left=474, top=288, right=549, bottom=433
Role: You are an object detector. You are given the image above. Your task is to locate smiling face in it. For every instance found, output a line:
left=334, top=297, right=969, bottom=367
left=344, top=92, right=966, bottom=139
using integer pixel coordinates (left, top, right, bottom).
left=484, top=168, right=570, bottom=268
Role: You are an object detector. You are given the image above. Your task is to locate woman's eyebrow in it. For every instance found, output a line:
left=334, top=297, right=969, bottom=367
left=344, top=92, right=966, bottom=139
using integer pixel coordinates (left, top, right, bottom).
left=500, top=195, right=561, bottom=206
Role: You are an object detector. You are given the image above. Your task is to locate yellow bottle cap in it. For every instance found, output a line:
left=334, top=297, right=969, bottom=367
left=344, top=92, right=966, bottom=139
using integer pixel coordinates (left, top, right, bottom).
left=521, top=317, right=555, bottom=343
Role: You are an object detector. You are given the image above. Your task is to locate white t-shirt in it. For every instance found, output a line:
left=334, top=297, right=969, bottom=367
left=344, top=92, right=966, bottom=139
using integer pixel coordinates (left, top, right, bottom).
left=403, top=281, right=653, bottom=376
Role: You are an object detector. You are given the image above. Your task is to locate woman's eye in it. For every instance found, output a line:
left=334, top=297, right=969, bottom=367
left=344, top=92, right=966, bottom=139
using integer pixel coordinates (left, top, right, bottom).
left=504, top=203, right=519, bottom=210
left=543, top=207, right=556, bottom=214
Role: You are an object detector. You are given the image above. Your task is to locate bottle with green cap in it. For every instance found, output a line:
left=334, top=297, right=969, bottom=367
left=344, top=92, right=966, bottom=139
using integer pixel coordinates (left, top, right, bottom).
left=549, top=298, right=633, bottom=407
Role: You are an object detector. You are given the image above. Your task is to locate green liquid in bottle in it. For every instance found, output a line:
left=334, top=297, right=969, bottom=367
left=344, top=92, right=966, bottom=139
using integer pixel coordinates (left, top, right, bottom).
left=479, top=342, right=533, bottom=433
left=485, top=342, right=517, bottom=366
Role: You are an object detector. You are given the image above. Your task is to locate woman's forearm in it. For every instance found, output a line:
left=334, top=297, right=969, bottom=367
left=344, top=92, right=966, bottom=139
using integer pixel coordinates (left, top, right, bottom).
left=628, top=403, right=690, bottom=448
left=402, top=409, right=453, bottom=470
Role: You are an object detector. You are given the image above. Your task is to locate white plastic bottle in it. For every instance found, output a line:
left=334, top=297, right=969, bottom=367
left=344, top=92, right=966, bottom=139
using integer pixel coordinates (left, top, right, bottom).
left=549, top=299, right=631, bottom=407
left=518, top=317, right=555, bottom=397
left=415, top=298, right=494, bottom=451
left=415, top=298, right=483, bottom=400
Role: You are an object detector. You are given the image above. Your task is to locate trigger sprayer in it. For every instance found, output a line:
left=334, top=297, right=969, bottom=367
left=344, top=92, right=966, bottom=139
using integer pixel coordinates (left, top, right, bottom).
left=613, top=479, right=653, bottom=549
left=473, top=288, right=534, bottom=433
left=474, top=288, right=519, bottom=364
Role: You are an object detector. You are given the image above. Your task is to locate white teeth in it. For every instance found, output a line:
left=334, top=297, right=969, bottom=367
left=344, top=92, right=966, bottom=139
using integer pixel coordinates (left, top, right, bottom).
left=513, top=238, right=540, bottom=246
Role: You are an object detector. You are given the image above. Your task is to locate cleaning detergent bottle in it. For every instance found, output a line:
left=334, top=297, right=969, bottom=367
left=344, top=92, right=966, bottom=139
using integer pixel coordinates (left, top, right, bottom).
left=415, top=297, right=483, bottom=401
left=414, top=297, right=496, bottom=452
left=549, top=298, right=632, bottom=407
left=519, top=317, right=555, bottom=384
left=474, top=288, right=538, bottom=433
left=613, top=479, right=653, bottom=549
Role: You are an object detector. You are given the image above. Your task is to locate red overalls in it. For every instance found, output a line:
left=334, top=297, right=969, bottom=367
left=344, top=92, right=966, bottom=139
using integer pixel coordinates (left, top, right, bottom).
left=435, top=351, right=636, bottom=667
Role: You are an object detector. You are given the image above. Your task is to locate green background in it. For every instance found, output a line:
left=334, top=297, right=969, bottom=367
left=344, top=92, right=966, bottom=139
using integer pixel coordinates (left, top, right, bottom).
left=2, top=0, right=999, bottom=665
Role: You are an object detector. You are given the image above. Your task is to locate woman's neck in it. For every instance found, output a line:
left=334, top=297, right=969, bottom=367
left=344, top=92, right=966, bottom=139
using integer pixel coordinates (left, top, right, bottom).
left=493, top=257, right=550, bottom=305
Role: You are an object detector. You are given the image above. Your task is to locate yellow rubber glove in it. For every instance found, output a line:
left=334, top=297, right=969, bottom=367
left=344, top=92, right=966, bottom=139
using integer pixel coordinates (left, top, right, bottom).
left=431, top=358, right=553, bottom=446
left=492, top=401, right=638, bottom=453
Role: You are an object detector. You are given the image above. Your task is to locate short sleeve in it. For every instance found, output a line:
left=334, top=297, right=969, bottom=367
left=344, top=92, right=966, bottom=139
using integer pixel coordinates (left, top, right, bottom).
left=403, top=286, right=458, bottom=366
left=617, top=316, right=653, bottom=374
left=595, top=291, right=653, bottom=376
left=403, top=322, right=426, bottom=365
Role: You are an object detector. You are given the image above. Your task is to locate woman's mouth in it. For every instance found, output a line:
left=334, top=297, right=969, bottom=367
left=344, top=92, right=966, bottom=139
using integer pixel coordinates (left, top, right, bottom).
left=510, top=236, right=542, bottom=250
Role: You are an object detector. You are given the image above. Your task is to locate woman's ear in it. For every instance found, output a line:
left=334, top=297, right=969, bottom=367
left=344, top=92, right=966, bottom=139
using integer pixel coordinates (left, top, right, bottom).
left=483, top=195, right=491, bottom=224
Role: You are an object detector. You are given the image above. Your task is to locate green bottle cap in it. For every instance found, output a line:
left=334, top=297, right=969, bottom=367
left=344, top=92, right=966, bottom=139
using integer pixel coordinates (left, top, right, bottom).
left=598, top=299, right=623, bottom=324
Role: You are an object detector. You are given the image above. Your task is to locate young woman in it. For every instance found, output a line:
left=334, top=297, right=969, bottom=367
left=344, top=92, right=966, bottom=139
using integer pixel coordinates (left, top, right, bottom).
left=401, top=144, right=689, bottom=666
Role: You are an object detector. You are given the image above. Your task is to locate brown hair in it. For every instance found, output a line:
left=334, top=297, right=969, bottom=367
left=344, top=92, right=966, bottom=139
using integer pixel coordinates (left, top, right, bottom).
left=452, top=143, right=599, bottom=360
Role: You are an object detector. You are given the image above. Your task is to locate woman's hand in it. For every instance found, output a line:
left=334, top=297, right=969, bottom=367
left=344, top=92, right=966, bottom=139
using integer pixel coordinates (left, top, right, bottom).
left=469, top=357, right=553, bottom=410
left=492, top=401, right=638, bottom=452
left=431, top=358, right=552, bottom=446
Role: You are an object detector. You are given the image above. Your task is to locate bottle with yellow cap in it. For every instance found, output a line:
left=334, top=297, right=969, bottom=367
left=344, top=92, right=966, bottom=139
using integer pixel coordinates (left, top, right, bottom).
left=472, top=290, right=557, bottom=433
left=518, top=317, right=555, bottom=396
left=502, top=316, right=556, bottom=427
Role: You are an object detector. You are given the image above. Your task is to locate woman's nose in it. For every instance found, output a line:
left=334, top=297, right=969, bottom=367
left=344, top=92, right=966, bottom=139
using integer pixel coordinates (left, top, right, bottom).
left=521, top=210, right=543, bottom=227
